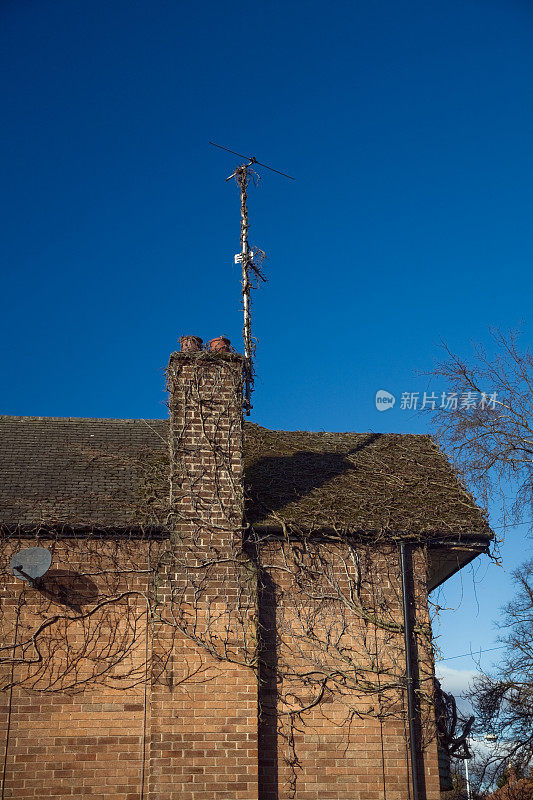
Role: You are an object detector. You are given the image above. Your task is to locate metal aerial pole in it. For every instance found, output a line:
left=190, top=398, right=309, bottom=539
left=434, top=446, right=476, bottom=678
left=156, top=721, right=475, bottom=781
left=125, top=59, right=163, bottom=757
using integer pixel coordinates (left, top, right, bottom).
left=225, top=157, right=264, bottom=415
left=235, top=163, right=253, bottom=413
left=210, top=141, right=294, bottom=415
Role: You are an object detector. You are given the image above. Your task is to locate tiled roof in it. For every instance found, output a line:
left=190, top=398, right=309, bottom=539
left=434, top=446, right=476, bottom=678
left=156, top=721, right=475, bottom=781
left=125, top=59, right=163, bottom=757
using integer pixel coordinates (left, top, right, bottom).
left=244, top=424, right=492, bottom=538
left=0, top=417, right=168, bottom=529
left=0, top=417, right=492, bottom=540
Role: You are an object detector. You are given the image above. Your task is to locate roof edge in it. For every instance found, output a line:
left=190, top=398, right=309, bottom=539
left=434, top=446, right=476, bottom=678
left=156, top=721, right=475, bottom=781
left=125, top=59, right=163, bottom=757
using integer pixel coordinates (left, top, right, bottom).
left=0, top=523, right=171, bottom=539
left=249, top=523, right=494, bottom=543
left=0, top=415, right=168, bottom=423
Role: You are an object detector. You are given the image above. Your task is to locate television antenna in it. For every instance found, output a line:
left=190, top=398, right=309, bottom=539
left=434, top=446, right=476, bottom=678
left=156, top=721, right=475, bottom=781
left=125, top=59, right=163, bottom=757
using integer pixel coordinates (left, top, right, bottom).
left=10, top=547, right=52, bottom=588
left=210, top=141, right=294, bottom=414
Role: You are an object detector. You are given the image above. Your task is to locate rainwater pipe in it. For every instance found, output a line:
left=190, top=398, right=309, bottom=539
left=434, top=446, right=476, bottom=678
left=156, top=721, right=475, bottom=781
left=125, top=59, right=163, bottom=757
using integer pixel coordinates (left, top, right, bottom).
left=400, top=541, right=421, bottom=800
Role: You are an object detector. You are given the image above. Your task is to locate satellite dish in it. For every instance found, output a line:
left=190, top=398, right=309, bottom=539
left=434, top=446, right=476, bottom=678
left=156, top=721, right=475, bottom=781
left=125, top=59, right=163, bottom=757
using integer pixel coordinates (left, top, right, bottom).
left=10, top=547, right=52, bottom=586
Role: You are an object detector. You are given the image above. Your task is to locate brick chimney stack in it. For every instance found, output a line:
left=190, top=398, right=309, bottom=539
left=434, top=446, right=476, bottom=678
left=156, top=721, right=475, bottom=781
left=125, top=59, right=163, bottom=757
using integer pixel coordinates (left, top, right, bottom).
left=166, top=344, right=245, bottom=540
left=151, top=342, right=257, bottom=800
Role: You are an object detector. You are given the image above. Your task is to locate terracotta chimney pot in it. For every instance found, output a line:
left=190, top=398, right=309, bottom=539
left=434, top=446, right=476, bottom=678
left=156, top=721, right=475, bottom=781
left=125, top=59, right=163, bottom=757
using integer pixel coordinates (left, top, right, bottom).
left=209, top=336, right=231, bottom=353
left=179, top=335, right=203, bottom=353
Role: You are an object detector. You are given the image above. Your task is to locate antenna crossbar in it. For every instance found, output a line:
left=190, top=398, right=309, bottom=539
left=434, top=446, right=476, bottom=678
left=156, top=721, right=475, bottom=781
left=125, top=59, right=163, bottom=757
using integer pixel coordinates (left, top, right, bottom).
left=209, top=141, right=295, bottom=180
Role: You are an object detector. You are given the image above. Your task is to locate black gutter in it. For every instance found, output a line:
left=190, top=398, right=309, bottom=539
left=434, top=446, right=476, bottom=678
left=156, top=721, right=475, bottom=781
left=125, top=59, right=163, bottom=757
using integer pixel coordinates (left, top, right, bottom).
left=400, top=541, right=420, bottom=800
left=249, top=524, right=492, bottom=550
left=0, top=524, right=170, bottom=539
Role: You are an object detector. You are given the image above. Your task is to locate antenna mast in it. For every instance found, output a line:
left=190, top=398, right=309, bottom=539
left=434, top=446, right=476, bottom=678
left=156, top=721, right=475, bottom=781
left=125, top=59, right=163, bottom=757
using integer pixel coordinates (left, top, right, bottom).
left=210, top=142, right=294, bottom=415
left=233, top=161, right=261, bottom=414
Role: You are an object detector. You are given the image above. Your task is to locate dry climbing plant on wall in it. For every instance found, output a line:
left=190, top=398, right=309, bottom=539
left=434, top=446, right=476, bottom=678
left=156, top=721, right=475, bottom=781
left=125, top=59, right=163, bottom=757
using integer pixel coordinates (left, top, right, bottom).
left=0, top=353, right=439, bottom=797
left=161, top=350, right=438, bottom=793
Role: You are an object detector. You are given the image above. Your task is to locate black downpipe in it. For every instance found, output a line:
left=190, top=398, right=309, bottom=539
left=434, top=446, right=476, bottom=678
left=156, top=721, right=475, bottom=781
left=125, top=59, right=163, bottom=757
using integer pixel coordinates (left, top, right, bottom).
left=400, top=542, right=420, bottom=800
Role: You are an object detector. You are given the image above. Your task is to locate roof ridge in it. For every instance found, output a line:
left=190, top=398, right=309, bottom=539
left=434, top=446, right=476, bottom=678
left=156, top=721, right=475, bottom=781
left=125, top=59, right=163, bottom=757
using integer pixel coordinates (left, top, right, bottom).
left=0, top=417, right=434, bottom=440
left=244, top=424, right=431, bottom=438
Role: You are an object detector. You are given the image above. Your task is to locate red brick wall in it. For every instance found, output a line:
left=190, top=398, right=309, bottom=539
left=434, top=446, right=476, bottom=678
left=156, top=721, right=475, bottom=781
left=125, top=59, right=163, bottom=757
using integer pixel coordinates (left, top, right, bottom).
left=0, top=352, right=442, bottom=799
left=0, top=538, right=154, bottom=800
left=256, top=540, right=441, bottom=800
left=0, top=542, right=441, bottom=800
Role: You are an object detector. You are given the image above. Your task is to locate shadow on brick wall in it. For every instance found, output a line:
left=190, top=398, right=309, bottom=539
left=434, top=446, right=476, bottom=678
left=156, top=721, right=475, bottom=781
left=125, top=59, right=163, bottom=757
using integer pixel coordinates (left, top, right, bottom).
left=258, top=568, right=278, bottom=800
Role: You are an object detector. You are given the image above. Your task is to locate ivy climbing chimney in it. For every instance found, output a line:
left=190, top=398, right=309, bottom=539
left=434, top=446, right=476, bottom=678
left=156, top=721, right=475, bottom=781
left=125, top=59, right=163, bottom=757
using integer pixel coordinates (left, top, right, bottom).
left=166, top=342, right=245, bottom=540
left=151, top=341, right=258, bottom=800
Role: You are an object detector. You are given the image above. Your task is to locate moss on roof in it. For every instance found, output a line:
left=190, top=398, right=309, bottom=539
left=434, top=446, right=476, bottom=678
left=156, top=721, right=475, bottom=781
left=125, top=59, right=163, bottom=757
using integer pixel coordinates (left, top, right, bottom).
left=244, top=424, right=491, bottom=537
left=0, top=417, right=491, bottom=539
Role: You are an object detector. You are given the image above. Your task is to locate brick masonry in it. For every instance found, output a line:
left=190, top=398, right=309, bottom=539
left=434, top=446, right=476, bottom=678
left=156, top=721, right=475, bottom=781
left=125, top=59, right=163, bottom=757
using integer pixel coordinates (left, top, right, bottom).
left=1, top=351, right=441, bottom=799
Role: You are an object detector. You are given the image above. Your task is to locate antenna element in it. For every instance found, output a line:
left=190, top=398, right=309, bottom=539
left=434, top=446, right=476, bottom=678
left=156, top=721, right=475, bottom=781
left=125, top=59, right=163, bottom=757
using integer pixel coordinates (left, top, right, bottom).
left=210, top=141, right=294, bottom=414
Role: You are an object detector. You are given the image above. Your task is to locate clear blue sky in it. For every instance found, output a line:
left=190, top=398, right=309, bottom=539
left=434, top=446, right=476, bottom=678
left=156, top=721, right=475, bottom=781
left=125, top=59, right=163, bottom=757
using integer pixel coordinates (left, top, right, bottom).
left=2, top=0, right=532, bottom=688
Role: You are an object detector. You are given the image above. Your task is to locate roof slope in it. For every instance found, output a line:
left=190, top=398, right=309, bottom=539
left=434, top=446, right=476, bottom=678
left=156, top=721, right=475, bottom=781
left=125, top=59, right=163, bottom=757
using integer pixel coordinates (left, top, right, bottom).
left=245, top=425, right=491, bottom=537
left=0, top=417, right=168, bottom=529
left=0, top=417, right=491, bottom=539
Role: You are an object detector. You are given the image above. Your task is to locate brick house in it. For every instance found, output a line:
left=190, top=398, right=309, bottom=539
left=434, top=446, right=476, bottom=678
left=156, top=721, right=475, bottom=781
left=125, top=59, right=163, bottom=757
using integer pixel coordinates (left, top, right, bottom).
left=0, top=345, right=492, bottom=800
